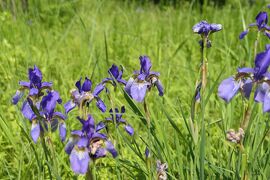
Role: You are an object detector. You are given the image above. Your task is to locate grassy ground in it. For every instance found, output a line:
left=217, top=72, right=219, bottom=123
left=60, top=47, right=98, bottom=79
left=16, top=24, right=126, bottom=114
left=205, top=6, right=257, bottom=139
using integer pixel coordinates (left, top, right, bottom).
left=0, top=0, right=269, bottom=179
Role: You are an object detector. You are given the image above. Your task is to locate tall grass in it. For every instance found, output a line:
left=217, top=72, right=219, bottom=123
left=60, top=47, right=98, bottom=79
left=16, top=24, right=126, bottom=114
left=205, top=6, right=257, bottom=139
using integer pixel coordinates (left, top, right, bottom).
left=0, top=0, right=269, bottom=179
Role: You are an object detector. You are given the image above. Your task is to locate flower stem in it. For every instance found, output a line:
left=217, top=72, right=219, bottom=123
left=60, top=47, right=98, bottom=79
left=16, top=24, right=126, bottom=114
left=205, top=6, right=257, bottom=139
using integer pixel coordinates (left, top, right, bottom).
left=254, top=32, right=261, bottom=59
left=201, top=37, right=208, bottom=90
left=143, top=99, right=152, bottom=179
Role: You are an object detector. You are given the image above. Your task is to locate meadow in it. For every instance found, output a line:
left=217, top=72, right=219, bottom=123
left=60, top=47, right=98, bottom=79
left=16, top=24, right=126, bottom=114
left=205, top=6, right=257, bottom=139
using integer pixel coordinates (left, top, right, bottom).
left=0, top=0, right=269, bottom=179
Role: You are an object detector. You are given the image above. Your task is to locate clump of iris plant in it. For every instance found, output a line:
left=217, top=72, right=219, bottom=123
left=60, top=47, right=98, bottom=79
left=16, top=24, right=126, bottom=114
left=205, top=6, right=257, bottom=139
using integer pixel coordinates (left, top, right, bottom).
left=218, top=45, right=270, bottom=112
left=65, top=114, right=117, bottom=174
left=125, top=56, right=164, bottom=102
left=192, top=20, right=222, bottom=91
left=64, top=77, right=106, bottom=114
left=12, top=65, right=66, bottom=143
left=103, top=106, right=134, bottom=136
left=239, top=12, right=270, bottom=40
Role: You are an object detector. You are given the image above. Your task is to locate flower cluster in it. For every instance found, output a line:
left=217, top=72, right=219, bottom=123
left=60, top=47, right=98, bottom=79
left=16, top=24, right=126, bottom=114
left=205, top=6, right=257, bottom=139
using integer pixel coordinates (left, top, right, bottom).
left=12, top=65, right=66, bottom=143
left=218, top=45, right=270, bottom=112
left=239, top=11, right=270, bottom=39
left=156, top=160, right=168, bottom=180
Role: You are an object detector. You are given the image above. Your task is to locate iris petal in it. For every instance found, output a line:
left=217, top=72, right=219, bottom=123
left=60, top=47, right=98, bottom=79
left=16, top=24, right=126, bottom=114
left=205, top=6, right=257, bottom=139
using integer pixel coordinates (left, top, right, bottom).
left=130, top=82, right=149, bottom=102
left=70, top=147, right=90, bottom=174
left=31, top=121, right=40, bottom=143
left=218, top=77, right=240, bottom=103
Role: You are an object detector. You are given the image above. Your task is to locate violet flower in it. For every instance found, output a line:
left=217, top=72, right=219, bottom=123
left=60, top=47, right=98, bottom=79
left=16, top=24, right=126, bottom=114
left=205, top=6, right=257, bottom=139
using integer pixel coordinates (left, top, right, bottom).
left=239, top=11, right=270, bottom=39
left=12, top=65, right=52, bottom=105
left=21, top=91, right=66, bottom=143
left=102, top=64, right=127, bottom=86
left=218, top=45, right=270, bottom=112
left=104, top=106, right=134, bottom=136
left=125, top=56, right=164, bottom=102
left=65, top=114, right=117, bottom=174
left=64, top=77, right=106, bottom=114
left=192, top=20, right=222, bottom=47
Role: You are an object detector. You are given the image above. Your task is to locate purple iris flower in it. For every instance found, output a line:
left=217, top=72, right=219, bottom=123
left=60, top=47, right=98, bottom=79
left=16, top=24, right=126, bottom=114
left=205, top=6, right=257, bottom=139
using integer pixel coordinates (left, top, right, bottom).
left=192, top=21, right=222, bottom=36
left=64, top=77, right=106, bottom=114
left=102, top=64, right=127, bottom=86
left=193, top=21, right=222, bottom=48
left=125, top=56, right=164, bottom=102
left=65, top=114, right=117, bottom=174
left=105, top=106, right=134, bottom=136
left=218, top=45, right=270, bottom=112
left=239, top=12, right=270, bottom=39
left=12, top=65, right=52, bottom=105
left=21, top=91, right=66, bottom=143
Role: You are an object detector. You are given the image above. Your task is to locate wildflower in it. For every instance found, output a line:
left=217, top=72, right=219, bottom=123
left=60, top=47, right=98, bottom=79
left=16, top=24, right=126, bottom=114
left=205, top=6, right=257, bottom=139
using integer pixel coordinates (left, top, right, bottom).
left=65, top=114, right=117, bottom=174
left=226, top=128, right=244, bottom=144
left=156, top=160, right=168, bottom=180
left=218, top=45, right=270, bottom=112
left=64, top=77, right=106, bottom=114
left=145, top=147, right=150, bottom=158
left=102, top=64, right=127, bottom=86
left=239, top=11, right=270, bottom=39
left=12, top=65, right=52, bottom=104
left=125, top=56, right=164, bottom=102
left=21, top=91, right=66, bottom=143
left=105, top=106, right=134, bottom=136
left=192, top=20, right=222, bottom=47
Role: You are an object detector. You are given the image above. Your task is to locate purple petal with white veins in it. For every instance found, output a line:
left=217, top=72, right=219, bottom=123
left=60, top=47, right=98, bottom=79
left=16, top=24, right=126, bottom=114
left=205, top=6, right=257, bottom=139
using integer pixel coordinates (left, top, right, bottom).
left=125, top=77, right=134, bottom=95
left=218, top=77, right=240, bottom=103
left=12, top=90, right=24, bottom=104
left=96, top=98, right=106, bottom=112
left=239, top=30, right=248, bottom=39
left=21, top=101, right=36, bottom=120
left=130, top=82, right=149, bottom=102
left=105, top=141, right=117, bottom=158
left=125, top=125, right=134, bottom=136
left=31, top=121, right=40, bottom=143
left=59, top=122, right=66, bottom=142
left=70, top=147, right=90, bottom=174
left=64, top=100, right=76, bottom=114
left=93, top=84, right=104, bottom=97
left=82, top=77, right=92, bottom=92
left=29, top=65, right=42, bottom=88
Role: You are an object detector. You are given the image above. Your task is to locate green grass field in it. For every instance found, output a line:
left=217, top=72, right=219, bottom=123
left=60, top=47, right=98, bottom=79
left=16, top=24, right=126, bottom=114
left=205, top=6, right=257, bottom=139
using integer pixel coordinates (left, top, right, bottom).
left=0, top=0, right=269, bottom=179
